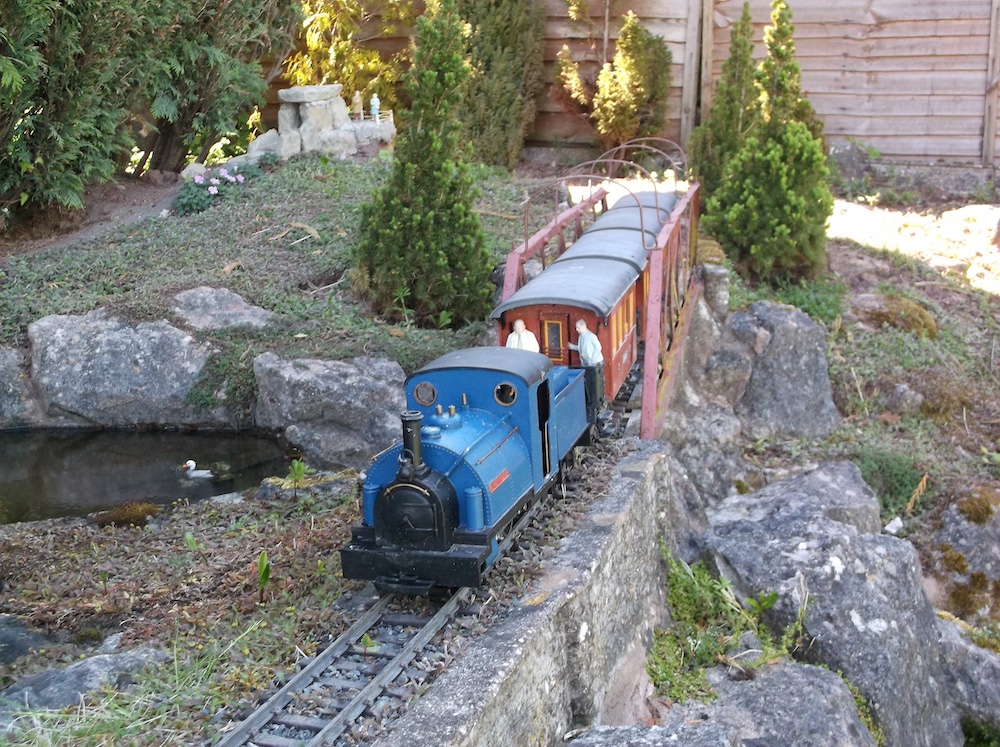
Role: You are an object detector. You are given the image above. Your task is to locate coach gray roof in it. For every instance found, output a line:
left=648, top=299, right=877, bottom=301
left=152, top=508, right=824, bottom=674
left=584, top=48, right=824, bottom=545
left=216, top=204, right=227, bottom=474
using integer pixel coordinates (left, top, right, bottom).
left=491, top=258, right=639, bottom=320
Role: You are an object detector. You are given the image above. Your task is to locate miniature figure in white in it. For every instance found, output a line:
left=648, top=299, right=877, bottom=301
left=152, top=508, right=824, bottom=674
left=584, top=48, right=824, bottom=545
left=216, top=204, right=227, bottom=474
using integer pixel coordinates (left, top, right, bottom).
left=370, top=93, right=381, bottom=123
left=569, top=319, right=603, bottom=366
left=505, top=318, right=540, bottom=353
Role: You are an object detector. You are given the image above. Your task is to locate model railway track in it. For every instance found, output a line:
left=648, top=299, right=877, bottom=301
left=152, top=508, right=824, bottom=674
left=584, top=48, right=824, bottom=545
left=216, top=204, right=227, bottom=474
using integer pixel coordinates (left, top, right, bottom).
left=217, top=588, right=472, bottom=747
left=218, top=487, right=561, bottom=747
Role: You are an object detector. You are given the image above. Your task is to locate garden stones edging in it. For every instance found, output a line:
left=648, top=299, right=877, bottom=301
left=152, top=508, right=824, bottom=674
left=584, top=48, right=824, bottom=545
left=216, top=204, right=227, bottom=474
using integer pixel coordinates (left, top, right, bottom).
left=28, top=310, right=226, bottom=428
left=1, top=291, right=406, bottom=473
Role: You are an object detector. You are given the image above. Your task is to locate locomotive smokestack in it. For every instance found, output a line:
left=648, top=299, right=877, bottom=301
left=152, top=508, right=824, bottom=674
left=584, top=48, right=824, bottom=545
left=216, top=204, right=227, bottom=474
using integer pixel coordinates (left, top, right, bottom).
left=400, top=410, right=425, bottom=473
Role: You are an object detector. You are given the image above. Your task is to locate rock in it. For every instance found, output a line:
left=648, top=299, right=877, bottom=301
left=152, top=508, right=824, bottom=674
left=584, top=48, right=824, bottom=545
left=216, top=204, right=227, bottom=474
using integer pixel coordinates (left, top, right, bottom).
left=0, top=648, right=169, bottom=729
left=0, top=349, right=34, bottom=427
left=734, top=301, right=840, bottom=440
left=0, top=616, right=52, bottom=666
left=642, top=660, right=878, bottom=747
left=277, top=102, right=301, bottom=133
left=701, top=346, right=752, bottom=407
left=28, top=310, right=225, bottom=427
left=280, top=129, right=302, bottom=159
left=299, top=100, right=334, bottom=133
left=246, top=129, right=281, bottom=160
left=700, top=263, right=731, bottom=320
left=253, top=352, right=406, bottom=469
left=171, top=286, right=276, bottom=331
left=278, top=84, right=343, bottom=103
left=142, top=169, right=178, bottom=187
left=707, top=462, right=964, bottom=747
left=660, top=404, right=747, bottom=503
left=180, top=162, right=207, bottom=180
left=937, top=618, right=1000, bottom=729
left=934, top=501, right=1000, bottom=585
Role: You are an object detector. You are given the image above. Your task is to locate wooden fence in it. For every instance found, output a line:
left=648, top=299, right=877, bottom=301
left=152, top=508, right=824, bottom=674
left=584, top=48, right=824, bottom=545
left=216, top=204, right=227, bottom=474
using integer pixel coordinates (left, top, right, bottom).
left=265, top=0, right=1000, bottom=168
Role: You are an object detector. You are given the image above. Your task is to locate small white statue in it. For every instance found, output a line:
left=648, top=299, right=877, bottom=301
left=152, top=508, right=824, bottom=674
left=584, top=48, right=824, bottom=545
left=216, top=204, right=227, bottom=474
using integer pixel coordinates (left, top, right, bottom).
left=371, top=93, right=381, bottom=123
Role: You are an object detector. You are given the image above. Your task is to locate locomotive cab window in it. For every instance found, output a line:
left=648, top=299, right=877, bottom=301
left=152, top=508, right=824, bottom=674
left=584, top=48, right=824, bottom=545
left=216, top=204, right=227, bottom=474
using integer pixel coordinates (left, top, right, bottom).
left=494, top=382, right=517, bottom=406
left=413, top=381, right=437, bottom=406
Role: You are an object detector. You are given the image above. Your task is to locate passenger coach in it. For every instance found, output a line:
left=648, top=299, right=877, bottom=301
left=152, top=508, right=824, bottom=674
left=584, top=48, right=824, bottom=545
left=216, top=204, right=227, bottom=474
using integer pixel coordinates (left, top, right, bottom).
left=491, top=189, right=678, bottom=403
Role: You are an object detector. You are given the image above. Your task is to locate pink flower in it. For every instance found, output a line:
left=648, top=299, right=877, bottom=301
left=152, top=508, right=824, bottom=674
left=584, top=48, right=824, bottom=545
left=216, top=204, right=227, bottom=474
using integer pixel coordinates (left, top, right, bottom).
left=236, top=174, right=245, bottom=184
left=194, top=175, right=204, bottom=184
left=208, top=185, right=218, bottom=195
left=219, top=168, right=229, bottom=178
left=226, top=175, right=236, bottom=183
left=210, top=177, right=220, bottom=186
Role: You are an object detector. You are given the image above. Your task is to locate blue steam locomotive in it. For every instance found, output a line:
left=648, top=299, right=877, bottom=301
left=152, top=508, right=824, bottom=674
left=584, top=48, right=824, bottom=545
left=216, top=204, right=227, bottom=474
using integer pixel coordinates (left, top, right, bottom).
left=339, top=347, right=594, bottom=593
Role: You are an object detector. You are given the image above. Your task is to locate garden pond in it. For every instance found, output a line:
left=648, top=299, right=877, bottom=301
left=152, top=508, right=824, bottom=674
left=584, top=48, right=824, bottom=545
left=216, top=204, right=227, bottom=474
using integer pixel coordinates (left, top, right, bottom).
left=0, top=429, right=291, bottom=523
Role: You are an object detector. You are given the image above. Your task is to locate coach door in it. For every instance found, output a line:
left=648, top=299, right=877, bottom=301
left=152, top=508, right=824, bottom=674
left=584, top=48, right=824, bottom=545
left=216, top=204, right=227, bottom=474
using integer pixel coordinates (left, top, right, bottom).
left=540, top=314, right=571, bottom=365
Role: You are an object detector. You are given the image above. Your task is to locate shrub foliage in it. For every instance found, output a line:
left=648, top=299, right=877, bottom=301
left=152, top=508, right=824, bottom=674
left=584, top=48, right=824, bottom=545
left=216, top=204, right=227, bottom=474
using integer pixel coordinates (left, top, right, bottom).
left=354, top=0, right=492, bottom=328
left=456, top=0, right=545, bottom=169
left=687, top=2, right=757, bottom=203
left=142, top=0, right=301, bottom=173
left=284, top=1, right=415, bottom=114
left=701, top=0, right=833, bottom=282
left=0, top=0, right=298, bottom=224
left=0, top=0, right=146, bottom=219
left=555, top=11, right=672, bottom=150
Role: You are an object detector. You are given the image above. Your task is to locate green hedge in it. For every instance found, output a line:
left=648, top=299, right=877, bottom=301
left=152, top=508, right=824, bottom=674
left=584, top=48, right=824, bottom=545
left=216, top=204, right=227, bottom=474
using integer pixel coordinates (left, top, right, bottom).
left=0, top=0, right=298, bottom=225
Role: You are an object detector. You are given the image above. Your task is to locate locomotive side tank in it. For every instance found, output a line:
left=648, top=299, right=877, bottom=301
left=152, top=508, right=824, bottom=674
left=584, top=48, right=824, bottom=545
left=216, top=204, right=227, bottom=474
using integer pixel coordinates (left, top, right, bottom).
left=340, top=347, right=591, bottom=592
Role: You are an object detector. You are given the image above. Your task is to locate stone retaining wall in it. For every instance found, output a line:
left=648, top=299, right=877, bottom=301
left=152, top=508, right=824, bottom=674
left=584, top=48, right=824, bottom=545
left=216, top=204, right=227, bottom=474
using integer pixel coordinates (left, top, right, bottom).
left=376, top=442, right=681, bottom=746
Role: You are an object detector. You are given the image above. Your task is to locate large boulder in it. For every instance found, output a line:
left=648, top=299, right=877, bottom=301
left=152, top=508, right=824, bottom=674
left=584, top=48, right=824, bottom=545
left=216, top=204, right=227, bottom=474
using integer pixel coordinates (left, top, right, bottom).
left=660, top=403, right=747, bottom=503
left=0, top=349, right=35, bottom=427
left=0, top=647, right=169, bottom=731
left=253, top=352, right=406, bottom=469
left=733, top=301, right=840, bottom=439
left=706, top=462, right=964, bottom=747
left=936, top=618, right=1000, bottom=730
left=28, top=310, right=226, bottom=427
left=575, top=659, right=878, bottom=747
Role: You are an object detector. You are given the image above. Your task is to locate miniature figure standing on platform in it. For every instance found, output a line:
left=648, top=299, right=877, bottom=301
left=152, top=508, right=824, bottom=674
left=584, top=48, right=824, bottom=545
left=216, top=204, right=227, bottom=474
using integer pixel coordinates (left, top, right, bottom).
left=569, top=319, right=603, bottom=366
left=351, top=90, right=363, bottom=120
left=505, top=318, right=540, bottom=353
left=370, top=93, right=380, bottom=123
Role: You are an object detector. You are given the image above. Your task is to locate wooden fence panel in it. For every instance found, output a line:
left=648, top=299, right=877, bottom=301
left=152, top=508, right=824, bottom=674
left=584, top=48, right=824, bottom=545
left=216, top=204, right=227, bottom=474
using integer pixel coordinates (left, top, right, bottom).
left=262, top=0, right=1000, bottom=168
left=705, top=0, right=999, bottom=165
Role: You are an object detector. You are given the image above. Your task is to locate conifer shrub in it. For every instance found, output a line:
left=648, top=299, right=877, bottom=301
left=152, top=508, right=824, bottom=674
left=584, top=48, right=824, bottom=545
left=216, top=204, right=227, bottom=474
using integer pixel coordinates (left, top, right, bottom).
left=555, top=11, right=672, bottom=150
left=687, top=2, right=757, bottom=203
left=456, top=0, right=545, bottom=169
left=0, top=0, right=146, bottom=221
left=142, top=0, right=301, bottom=173
left=704, top=120, right=831, bottom=280
left=0, top=0, right=299, bottom=223
left=702, top=0, right=833, bottom=282
left=354, top=0, right=492, bottom=329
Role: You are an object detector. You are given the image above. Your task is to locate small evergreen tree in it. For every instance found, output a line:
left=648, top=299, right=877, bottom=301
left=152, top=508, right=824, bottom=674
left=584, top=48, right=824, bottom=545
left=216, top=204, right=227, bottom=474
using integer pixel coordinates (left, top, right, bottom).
left=456, top=0, right=545, bottom=169
left=354, top=0, right=492, bottom=328
left=703, top=0, right=833, bottom=282
left=753, top=0, right=824, bottom=141
left=555, top=11, right=672, bottom=150
left=687, top=2, right=757, bottom=202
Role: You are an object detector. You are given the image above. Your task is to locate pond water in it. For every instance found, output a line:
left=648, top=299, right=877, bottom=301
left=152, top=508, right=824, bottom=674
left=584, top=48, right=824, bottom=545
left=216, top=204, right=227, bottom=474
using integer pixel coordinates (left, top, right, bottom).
left=0, top=429, right=292, bottom=524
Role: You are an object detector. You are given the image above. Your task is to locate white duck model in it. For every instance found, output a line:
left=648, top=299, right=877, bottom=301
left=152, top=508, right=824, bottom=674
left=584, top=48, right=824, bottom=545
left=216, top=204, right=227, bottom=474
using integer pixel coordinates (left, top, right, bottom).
left=181, top=460, right=214, bottom=479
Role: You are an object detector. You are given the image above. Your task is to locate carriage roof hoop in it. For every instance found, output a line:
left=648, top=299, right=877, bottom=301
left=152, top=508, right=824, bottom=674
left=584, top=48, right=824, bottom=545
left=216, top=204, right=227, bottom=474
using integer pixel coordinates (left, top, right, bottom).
left=595, top=138, right=688, bottom=180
